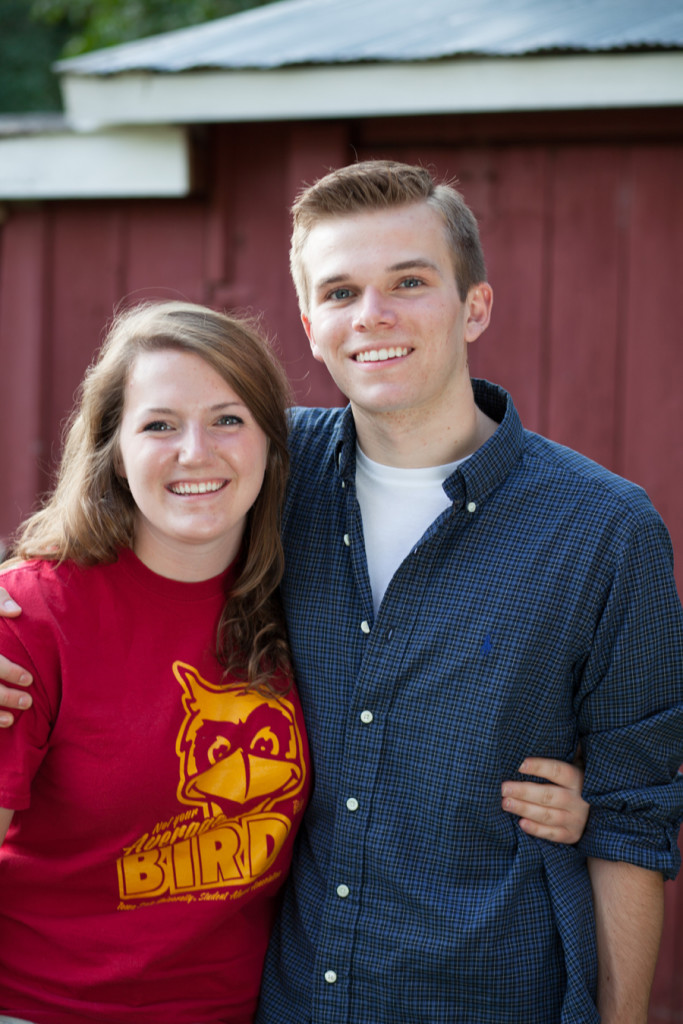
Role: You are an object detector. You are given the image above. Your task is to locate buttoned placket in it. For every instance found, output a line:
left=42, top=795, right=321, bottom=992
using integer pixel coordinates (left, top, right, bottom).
left=312, top=445, right=483, bottom=1022
left=312, top=466, right=393, bottom=1019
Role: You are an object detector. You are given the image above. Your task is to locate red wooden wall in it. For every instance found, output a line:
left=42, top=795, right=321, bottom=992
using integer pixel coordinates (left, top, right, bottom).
left=0, top=110, right=682, bottom=1017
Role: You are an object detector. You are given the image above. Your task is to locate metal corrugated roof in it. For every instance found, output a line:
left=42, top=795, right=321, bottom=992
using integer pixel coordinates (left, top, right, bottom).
left=57, top=0, right=683, bottom=76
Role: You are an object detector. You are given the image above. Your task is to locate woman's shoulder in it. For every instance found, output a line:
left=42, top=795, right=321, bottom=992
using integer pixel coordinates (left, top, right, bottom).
left=1, top=557, right=83, bottom=598
left=0, top=558, right=125, bottom=632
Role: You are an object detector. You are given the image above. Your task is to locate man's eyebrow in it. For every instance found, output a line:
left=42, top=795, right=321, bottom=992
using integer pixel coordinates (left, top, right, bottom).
left=388, top=258, right=441, bottom=273
left=314, top=273, right=352, bottom=291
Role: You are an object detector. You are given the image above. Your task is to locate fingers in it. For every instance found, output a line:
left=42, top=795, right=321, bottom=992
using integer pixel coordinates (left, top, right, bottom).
left=517, top=814, right=582, bottom=844
left=501, top=758, right=590, bottom=844
left=0, top=655, right=33, bottom=727
left=501, top=784, right=588, bottom=843
left=517, top=756, right=584, bottom=791
left=0, top=588, right=22, bottom=617
left=501, top=782, right=581, bottom=841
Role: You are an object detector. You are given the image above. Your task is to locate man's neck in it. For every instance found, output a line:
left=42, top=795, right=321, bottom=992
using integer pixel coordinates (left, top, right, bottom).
left=352, top=390, right=498, bottom=469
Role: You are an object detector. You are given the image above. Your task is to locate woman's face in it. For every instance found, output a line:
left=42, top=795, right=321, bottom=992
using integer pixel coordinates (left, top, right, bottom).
left=117, top=348, right=269, bottom=581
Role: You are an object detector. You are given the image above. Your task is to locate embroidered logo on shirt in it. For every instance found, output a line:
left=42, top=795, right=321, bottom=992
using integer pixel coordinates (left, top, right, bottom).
left=480, top=633, right=494, bottom=656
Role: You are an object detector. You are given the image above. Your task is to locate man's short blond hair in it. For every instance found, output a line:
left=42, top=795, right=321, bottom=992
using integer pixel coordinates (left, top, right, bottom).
left=290, top=160, right=487, bottom=316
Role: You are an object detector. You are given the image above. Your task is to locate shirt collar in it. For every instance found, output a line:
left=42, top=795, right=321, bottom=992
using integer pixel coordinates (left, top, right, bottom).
left=450, top=378, right=524, bottom=507
left=332, top=379, right=524, bottom=508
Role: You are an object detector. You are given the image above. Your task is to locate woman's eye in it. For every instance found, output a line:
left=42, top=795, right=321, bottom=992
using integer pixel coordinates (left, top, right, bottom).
left=216, top=415, right=243, bottom=426
left=143, top=421, right=171, bottom=432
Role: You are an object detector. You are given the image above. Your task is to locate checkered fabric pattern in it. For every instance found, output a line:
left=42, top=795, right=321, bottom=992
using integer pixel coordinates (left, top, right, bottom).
left=257, top=379, right=683, bottom=1024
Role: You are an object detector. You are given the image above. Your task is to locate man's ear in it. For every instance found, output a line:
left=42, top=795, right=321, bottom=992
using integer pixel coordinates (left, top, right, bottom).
left=302, top=313, right=325, bottom=363
left=464, top=283, right=493, bottom=344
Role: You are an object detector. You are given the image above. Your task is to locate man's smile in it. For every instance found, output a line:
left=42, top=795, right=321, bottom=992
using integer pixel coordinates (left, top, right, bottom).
left=354, top=346, right=410, bottom=363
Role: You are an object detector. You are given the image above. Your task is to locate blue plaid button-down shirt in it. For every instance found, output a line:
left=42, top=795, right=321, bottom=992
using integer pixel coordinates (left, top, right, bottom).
left=257, top=379, right=683, bottom=1024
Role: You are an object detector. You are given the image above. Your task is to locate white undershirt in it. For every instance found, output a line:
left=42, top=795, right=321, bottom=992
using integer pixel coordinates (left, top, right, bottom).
left=355, top=445, right=469, bottom=614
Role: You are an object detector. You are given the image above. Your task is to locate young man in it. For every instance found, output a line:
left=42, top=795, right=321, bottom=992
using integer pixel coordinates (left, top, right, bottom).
left=259, top=162, right=682, bottom=1024
left=1, top=161, right=682, bottom=1023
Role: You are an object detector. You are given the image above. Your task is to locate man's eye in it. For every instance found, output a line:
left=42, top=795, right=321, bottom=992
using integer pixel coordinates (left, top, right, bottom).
left=328, top=287, right=353, bottom=301
left=399, top=277, right=423, bottom=289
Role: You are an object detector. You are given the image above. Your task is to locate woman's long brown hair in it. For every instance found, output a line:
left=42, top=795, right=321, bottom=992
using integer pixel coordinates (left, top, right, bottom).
left=11, top=301, right=292, bottom=695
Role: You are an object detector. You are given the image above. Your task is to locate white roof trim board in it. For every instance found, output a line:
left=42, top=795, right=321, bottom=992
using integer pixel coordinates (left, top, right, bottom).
left=0, top=127, right=190, bottom=199
left=60, top=54, right=683, bottom=129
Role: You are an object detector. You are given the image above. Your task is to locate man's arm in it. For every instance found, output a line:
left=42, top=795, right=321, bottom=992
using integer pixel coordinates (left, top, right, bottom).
left=0, top=586, right=32, bottom=725
left=588, top=857, right=664, bottom=1024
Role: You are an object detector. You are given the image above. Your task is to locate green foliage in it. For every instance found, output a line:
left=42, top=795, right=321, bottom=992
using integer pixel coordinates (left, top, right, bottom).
left=0, top=0, right=281, bottom=112
left=0, top=0, right=70, bottom=111
left=30, top=0, right=281, bottom=57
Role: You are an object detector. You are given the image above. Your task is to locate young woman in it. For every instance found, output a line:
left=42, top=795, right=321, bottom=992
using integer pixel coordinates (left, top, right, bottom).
left=0, top=302, right=310, bottom=1024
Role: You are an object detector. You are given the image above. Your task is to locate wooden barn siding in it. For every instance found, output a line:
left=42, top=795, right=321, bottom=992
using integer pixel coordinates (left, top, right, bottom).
left=0, top=113, right=681, bottom=1017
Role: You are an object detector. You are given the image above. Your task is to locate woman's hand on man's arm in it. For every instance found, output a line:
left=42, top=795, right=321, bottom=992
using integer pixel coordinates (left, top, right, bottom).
left=502, top=755, right=588, bottom=844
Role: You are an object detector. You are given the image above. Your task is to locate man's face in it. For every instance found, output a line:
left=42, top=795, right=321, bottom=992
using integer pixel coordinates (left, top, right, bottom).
left=300, top=202, right=491, bottom=424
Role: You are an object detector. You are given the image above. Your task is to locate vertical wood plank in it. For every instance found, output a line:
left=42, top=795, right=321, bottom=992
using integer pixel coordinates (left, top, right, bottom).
left=45, top=203, right=127, bottom=481
left=620, top=145, right=683, bottom=594
left=545, top=147, right=625, bottom=469
left=123, top=198, right=208, bottom=304
left=466, top=145, right=548, bottom=432
left=0, top=207, right=49, bottom=545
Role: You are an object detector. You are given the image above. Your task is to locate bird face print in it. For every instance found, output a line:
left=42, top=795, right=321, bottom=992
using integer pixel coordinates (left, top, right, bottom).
left=173, top=662, right=306, bottom=820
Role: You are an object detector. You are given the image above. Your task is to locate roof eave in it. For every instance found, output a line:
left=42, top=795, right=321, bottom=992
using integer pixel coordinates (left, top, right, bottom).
left=0, top=126, right=191, bottom=200
left=58, top=53, right=683, bottom=130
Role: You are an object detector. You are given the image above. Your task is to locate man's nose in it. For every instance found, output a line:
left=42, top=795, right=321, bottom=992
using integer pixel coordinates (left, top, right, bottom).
left=352, top=287, right=395, bottom=331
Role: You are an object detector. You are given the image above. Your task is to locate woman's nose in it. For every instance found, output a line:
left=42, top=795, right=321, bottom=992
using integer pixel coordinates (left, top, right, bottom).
left=178, top=425, right=211, bottom=463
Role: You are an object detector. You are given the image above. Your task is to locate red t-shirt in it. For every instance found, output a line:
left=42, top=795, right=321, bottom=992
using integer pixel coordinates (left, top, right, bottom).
left=0, top=550, right=310, bottom=1024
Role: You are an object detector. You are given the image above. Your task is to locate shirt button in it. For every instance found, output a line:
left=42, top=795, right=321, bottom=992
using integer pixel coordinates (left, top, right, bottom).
left=343, top=534, right=350, bottom=546
left=336, top=884, right=350, bottom=898
left=325, top=970, right=337, bottom=984
left=360, top=710, right=374, bottom=724
left=346, top=797, right=359, bottom=811
left=466, top=501, right=477, bottom=513
left=360, top=620, right=371, bottom=634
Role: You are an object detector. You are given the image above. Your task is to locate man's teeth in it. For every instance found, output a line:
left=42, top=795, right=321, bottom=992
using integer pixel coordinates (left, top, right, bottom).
left=170, top=481, right=224, bottom=495
left=356, top=347, right=408, bottom=363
